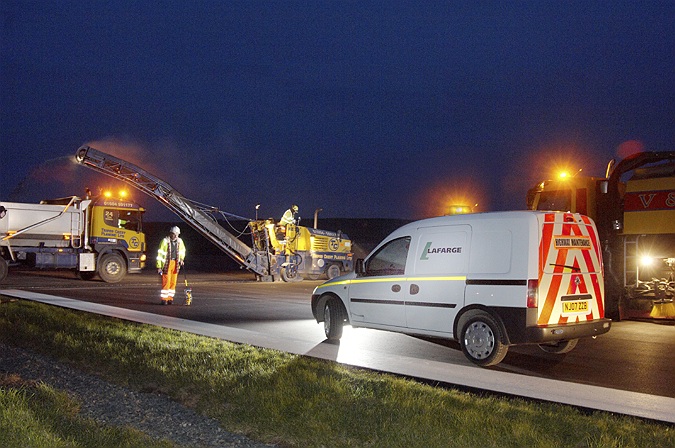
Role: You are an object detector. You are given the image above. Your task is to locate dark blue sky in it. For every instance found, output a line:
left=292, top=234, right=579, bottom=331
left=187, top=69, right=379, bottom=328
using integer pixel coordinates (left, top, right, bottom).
left=2, top=1, right=673, bottom=220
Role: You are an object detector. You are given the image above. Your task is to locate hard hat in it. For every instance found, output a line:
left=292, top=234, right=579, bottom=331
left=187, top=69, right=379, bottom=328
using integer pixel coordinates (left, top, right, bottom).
left=170, top=226, right=180, bottom=235
left=291, top=204, right=298, bottom=212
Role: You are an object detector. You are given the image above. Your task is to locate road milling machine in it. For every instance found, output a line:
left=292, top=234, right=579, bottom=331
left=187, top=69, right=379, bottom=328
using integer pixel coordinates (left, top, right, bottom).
left=527, top=151, right=675, bottom=320
left=75, top=145, right=353, bottom=282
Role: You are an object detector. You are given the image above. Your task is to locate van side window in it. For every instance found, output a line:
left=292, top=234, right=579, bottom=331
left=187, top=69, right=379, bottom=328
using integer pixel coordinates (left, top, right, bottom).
left=365, top=237, right=411, bottom=276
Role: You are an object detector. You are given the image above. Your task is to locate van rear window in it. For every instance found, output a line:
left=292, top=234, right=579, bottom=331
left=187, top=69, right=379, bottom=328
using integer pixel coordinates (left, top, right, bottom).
left=542, top=223, right=600, bottom=274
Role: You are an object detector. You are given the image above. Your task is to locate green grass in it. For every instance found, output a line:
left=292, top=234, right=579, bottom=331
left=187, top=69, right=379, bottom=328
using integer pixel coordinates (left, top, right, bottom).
left=0, top=375, right=175, bottom=448
left=1, top=298, right=673, bottom=447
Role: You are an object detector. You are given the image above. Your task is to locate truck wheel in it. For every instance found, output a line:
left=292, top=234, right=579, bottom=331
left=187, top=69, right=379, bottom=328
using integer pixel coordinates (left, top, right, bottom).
left=280, top=264, right=299, bottom=282
left=98, top=253, right=126, bottom=283
left=0, top=258, right=8, bottom=283
left=459, top=311, right=508, bottom=367
left=324, top=298, right=345, bottom=342
left=326, top=264, right=341, bottom=280
left=538, top=339, right=578, bottom=354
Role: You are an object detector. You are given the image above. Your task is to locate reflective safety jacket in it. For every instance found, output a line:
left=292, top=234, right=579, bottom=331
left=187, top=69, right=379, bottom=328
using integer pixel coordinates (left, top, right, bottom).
left=280, top=209, right=296, bottom=225
left=156, top=236, right=186, bottom=271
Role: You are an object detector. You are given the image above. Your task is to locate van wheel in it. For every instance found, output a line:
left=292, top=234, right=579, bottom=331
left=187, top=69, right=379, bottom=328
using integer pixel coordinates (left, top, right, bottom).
left=460, top=311, right=508, bottom=367
left=326, top=264, right=341, bottom=280
left=538, top=339, right=578, bottom=354
left=98, top=253, right=126, bottom=283
left=324, top=298, right=345, bottom=342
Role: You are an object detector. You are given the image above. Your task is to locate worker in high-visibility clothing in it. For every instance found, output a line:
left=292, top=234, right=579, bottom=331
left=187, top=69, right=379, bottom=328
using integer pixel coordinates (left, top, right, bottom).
left=156, top=226, right=186, bottom=305
left=280, top=204, right=299, bottom=225
left=277, top=204, right=299, bottom=241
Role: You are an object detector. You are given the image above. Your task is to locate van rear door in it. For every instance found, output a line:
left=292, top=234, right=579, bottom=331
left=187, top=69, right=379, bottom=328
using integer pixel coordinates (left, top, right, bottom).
left=537, top=213, right=604, bottom=326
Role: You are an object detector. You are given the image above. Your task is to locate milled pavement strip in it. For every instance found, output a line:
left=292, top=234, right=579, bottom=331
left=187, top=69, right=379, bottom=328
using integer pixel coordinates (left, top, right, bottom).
left=3, top=289, right=673, bottom=424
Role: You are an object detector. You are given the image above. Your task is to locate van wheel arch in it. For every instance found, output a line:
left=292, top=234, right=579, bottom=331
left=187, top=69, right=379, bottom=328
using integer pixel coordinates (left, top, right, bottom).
left=457, top=309, right=510, bottom=367
left=314, top=293, right=348, bottom=323
left=455, top=306, right=511, bottom=343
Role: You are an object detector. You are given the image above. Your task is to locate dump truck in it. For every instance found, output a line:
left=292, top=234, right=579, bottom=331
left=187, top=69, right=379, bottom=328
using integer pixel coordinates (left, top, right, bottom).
left=0, top=193, right=147, bottom=283
left=527, top=150, right=675, bottom=320
left=75, top=145, right=353, bottom=282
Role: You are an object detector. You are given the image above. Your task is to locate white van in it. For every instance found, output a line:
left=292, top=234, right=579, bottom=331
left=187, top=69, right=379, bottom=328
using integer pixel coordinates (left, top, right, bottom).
left=311, top=211, right=611, bottom=366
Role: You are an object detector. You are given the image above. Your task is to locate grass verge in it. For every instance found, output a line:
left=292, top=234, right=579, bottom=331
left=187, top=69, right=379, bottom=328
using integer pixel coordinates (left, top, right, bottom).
left=1, top=298, right=673, bottom=447
left=0, top=375, right=174, bottom=448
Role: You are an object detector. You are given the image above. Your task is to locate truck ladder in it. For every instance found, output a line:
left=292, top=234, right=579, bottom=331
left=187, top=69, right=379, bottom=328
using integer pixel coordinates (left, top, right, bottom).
left=75, top=145, right=271, bottom=279
left=623, top=235, right=639, bottom=288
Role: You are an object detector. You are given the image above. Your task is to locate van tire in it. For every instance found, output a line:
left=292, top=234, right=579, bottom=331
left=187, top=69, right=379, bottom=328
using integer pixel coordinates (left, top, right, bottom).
left=98, top=253, right=126, bottom=283
left=459, top=311, right=508, bottom=367
left=538, top=338, right=578, bottom=354
left=324, top=298, right=345, bottom=342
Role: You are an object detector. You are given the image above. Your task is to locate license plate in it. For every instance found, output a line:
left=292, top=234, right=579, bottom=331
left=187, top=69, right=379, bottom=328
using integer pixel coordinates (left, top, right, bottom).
left=563, top=300, right=589, bottom=313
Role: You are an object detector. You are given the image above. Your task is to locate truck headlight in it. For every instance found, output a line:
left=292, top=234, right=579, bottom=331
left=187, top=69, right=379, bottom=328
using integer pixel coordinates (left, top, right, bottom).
left=640, top=256, right=654, bottom=267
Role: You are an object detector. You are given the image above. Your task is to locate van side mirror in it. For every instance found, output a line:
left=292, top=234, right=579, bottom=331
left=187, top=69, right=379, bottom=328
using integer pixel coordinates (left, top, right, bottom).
left=600, top=180, right=608, bottom=194
left=355, top=258, right=365, bottom=276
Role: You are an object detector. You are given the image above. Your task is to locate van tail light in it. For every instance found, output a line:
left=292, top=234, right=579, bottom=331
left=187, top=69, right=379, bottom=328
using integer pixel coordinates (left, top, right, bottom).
left=527, top=279, right=538, bottom=308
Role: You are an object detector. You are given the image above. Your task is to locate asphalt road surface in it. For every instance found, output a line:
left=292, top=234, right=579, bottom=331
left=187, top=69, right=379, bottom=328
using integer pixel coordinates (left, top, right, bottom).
left=2, top=269, right=674, bottom=400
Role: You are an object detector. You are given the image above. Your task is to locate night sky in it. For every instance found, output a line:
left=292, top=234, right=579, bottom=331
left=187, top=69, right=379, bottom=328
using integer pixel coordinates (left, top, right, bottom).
left=1, top=1, right=673, bottom=221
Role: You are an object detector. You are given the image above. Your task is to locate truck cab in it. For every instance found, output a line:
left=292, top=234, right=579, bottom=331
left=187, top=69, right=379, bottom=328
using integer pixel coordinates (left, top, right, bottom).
left=87, top=196, right=146, bottom=277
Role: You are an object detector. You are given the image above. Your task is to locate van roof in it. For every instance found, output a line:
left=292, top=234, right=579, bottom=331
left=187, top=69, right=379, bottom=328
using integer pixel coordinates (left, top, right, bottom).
left=388, top=210, right=547, bottom=238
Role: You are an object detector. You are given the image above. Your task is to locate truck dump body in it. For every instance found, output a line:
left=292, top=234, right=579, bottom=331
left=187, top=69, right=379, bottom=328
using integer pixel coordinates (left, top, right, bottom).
left=1, top=199, right=89, bottom=248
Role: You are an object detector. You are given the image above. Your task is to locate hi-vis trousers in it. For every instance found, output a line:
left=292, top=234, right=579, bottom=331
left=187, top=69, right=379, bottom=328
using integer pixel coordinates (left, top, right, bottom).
left=160, top=260, right=179, bottom=302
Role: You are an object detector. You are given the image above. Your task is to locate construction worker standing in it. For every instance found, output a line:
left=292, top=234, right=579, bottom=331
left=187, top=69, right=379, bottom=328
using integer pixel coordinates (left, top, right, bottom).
left=156, top=226, right=186, bottom=305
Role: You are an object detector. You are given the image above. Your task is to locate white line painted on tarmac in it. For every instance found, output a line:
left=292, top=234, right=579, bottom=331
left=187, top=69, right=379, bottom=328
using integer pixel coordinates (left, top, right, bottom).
left=4, top=289, right=674, bottom=424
